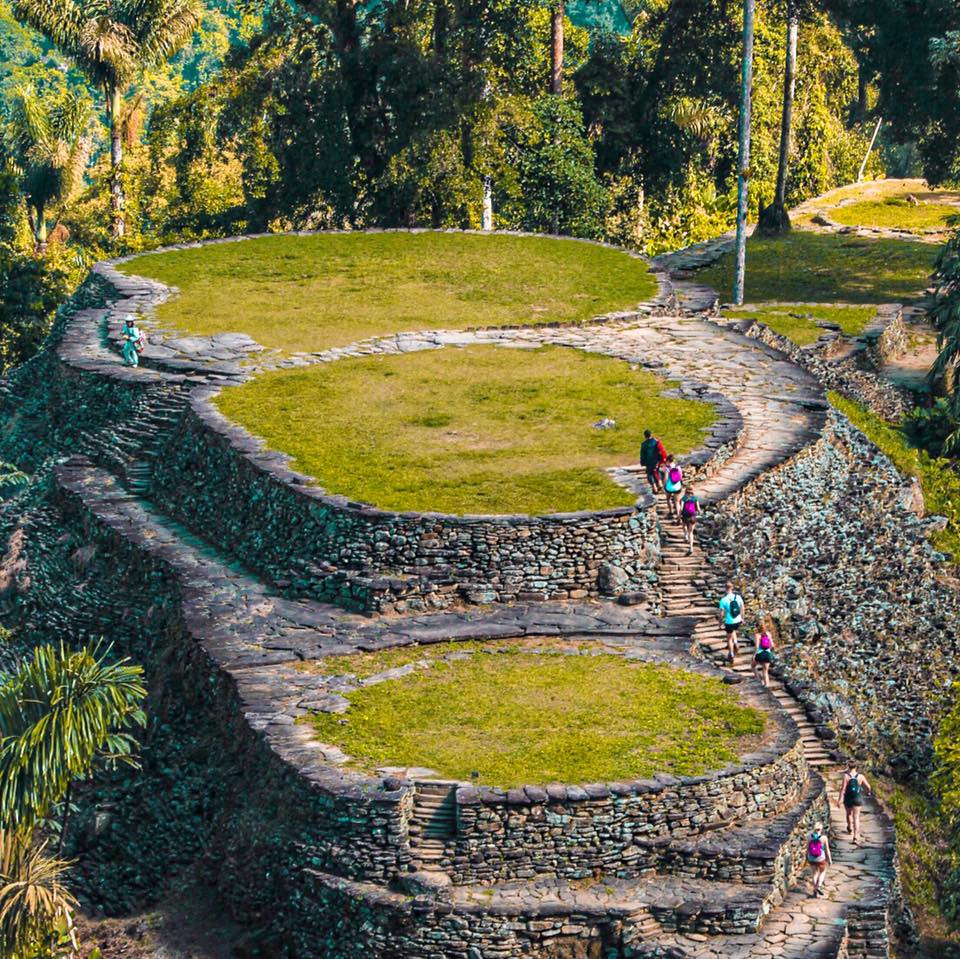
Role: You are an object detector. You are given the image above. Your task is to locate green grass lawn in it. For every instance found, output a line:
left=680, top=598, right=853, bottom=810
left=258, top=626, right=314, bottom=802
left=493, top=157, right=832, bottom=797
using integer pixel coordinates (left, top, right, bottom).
left=699, top=232, right=937, bottom=304
left=723, top=304, right=876, bottom=346
left=120, top=232, right=658, bottom=353
left=830, top=198, right=958, bottom=232
left=308, top=647, right=765, bottom=786
left=214, top=344, right=715, bottom=515
left=829, top=392, right=960, bottom=560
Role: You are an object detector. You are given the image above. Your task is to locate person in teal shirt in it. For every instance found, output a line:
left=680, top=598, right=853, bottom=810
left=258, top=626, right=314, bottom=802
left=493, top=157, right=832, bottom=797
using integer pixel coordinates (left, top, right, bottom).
left=717, top=582, right=744, bottom=664
left=121, top=318, right=142, bottom=367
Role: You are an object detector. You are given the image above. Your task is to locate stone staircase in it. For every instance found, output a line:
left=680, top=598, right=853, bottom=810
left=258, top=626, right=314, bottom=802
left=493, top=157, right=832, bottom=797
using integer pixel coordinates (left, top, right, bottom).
left=0, top=236, right=905, bottom=958
left=410, top=782, right=459, bottom=867
left=652, top=496, right=897, bottom=956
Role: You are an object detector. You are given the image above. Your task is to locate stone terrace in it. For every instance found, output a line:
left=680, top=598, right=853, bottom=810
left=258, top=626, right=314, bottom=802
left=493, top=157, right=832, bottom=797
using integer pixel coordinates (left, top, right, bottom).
left=0, top=229, right=903, bottom=958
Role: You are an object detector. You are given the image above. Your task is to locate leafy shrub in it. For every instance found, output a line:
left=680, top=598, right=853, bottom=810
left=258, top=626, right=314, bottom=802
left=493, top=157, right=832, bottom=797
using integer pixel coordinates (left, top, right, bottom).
left=905, top=399, right=960, bottom=458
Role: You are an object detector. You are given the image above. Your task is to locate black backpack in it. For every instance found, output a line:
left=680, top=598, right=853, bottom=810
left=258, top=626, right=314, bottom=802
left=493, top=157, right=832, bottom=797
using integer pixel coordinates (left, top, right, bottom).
left=846, top=775, right=861, bottom=799
left=727, top=595, right=742, bottom=619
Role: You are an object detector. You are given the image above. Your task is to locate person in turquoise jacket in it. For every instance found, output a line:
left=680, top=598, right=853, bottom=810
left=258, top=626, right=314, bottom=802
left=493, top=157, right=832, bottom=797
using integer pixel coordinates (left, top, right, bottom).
left=121, top=318, right=143, bottom=367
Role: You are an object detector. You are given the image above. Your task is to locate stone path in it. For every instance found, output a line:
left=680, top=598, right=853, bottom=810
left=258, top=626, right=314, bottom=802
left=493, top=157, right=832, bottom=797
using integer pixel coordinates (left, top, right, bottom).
left=654, top=497, right=896, bottom=957
left=0, top=226, right=906, bottom=957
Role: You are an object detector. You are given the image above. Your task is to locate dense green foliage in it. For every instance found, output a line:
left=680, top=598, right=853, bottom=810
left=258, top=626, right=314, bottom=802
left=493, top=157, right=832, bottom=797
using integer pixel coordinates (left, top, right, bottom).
left=929, top=229, right=960, bottom=450
left=215, top=344, right=714, bottom=514
left=121, top=231, right=657, bottom=351
left=309, top=645, right=765, bottom=786
left=830, top=0, right=960, bottom=185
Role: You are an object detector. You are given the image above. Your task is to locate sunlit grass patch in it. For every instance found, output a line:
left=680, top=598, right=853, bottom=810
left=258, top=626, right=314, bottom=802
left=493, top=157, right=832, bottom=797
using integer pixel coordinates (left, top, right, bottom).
left=120, top=232, right=659, bottom=353
left=830, top=198, right=958, bottom=232
left=213, top=344, right=715, bottom=515
left=308, top=649, right=765, bottom=786
left=724, top=304, right=876, bottom=346
left=700, top=232, right=936, bottom=304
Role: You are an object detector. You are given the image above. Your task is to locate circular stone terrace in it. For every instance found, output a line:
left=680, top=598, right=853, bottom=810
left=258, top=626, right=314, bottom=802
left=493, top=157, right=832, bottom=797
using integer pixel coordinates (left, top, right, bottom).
left=24, top=226, right=900, bottom=958
left=84, top=230, right=825, bottom=616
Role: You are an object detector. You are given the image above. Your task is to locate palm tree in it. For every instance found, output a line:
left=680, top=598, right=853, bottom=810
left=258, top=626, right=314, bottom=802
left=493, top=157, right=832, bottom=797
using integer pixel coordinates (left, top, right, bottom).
left=0, top=830, right=77, bottom=958
left=13, top=0, right=202, bottom=240
left=0, top=641, right=147, bottom=839
left=4, top=86, right=93, bottom=254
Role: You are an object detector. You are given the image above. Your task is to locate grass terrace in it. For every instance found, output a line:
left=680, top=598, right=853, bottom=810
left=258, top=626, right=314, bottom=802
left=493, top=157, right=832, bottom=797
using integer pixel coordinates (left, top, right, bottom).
left=699, top=232, right=937, bottom=304
left=307, top=642, right=766, bottom=787
left=120, top=232, right=659, bottom=353
left=809, top=178, right=960, bottom=233
left=213, top=344, right=715, bottom=515
left=723, top=304, right=876, bottom=346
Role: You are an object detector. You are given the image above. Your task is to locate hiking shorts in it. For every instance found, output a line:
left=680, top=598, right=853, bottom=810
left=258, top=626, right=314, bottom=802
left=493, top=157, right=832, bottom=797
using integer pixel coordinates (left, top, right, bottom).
left=724, top=622, right=741, bottom=634
left=645, top=465, right=661, bottom=484
left=807, top=853, right=826, bottom=864
left=755, top=649, right=773, bottom=664
left=843, top=795, right=865, bottom=808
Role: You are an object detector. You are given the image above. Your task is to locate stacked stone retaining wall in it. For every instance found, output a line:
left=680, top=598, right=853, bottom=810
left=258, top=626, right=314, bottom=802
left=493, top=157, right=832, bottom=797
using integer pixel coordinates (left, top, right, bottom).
left=441, top=739, right=806, bottom=883
left=700, top=411, right=958, bottom=777
left=149, top=397, right=661, bottom=612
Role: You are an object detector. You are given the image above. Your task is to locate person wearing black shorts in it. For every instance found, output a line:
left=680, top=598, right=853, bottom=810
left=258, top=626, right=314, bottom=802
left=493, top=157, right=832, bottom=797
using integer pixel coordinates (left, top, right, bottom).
left=837, top=764, right=871, bottom=844
left=717, top=582, right=745, bottom=663
left=753, top=630, right=774, bottom=686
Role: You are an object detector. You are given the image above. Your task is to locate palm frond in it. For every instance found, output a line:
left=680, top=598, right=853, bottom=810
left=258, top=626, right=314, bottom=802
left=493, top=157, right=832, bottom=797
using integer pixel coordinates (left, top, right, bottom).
left=0, top=641, right=147, bottom=831
left=11, top=0, right=85, bottom=54
left=78, top=17, right=139, bottom=86
left=136, top=0, right=202, bottom=66
left=0, top=830, right=77, bottom=956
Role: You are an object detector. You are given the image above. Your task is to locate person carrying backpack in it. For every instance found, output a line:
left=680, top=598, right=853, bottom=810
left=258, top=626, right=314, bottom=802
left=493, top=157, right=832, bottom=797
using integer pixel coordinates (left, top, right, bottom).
left=717, top=582, right=744, bottom=663
left=679, top=485, right=699, bottom=554
left=639, top=429, right=667, bottom=493
left=663, top=455, right=684, bottom=520
left=806, top=822, right=832, bottom=896
left=837, top=764, right=871, bottom=845
left=753, top=630, right=774, bottom=687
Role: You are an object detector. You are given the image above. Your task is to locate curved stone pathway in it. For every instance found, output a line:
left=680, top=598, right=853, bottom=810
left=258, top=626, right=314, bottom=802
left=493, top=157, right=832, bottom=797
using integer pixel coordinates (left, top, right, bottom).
left=655, top=497, right=896, bottom=957
left=0, top=226, right=905, bottom=957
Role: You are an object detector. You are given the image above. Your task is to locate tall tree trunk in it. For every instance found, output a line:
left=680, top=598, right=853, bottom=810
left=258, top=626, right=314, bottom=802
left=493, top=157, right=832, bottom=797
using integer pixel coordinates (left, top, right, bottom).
left=550, top=3, right=564, bottom=94
left=108, top=85, right=125, bottom=240
left=482, top=176, right=493, bottom=230
left=773, top=14, right=797, bottom=211
left=57, top=780, right=72, bottom=858
left=857, top=60, right=868, bottom=121
left=733, top=0, right=755, bottom=305
left=35, top=212, right=47, bottom=255
left=759, top=10, right=797, bottom=233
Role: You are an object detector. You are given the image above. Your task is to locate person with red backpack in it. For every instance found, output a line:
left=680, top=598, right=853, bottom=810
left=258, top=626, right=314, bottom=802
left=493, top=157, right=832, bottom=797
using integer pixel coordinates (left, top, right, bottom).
left=806, top=822, right=832, bottom=896
left=639, top=429, right=667, bottom=493
left=663, top=455, right=684, bottom=520
left=679, top=485, right=699, bottom=554
left=753, top=629, right=775, bottom=687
